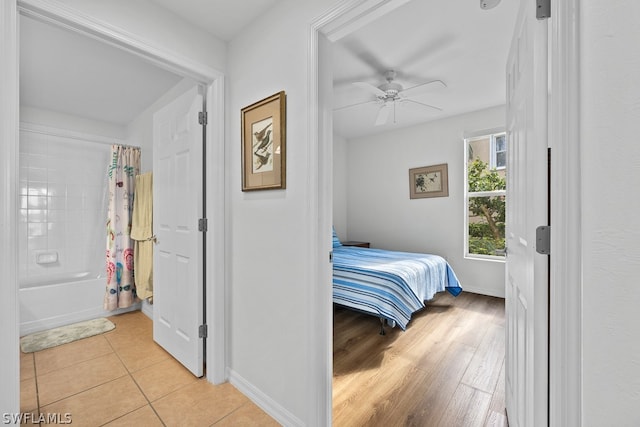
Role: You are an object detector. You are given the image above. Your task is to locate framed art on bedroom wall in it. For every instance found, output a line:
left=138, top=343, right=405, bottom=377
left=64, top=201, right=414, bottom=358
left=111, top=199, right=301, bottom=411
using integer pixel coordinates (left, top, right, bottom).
left=241, top=91, right=286, bottom=191
left=409, top=163, right=449, bottom=199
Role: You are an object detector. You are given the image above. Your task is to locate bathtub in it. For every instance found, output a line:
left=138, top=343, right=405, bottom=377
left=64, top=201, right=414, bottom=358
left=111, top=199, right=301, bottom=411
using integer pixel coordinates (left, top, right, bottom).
left=19, top=273, right=141, bottom=336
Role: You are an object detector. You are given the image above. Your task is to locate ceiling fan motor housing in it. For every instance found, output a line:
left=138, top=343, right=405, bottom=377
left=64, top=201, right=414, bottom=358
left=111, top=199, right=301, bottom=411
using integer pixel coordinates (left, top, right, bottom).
left=378, top=81, right=402, bottom=100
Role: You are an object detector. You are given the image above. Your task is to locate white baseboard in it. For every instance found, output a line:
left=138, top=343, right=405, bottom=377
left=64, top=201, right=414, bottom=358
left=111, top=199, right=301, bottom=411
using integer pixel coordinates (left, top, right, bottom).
left=461, top=285, right=505, bottom=299
left=141, top=299, right=153, bottom=319
left=227, top=369, right=304, bottom=427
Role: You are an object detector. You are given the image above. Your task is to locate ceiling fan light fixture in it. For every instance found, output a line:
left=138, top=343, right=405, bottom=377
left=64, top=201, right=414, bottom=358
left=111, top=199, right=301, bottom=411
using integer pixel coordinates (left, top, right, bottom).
left=480, top=0, right=501, bottom=10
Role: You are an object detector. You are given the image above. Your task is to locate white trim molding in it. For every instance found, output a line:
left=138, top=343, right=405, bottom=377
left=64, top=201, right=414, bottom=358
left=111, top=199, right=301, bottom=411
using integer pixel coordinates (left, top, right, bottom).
left=321, top=0, right=411, bottom=42
left=0, top=0, right=20, bottom=415
left=549, top=0, right=582, bottom=426
left=206, top=77, right=228, bottom=385
left=307, top=1, right=418, bottom=425
left=306, top=11, right=329, bottom=427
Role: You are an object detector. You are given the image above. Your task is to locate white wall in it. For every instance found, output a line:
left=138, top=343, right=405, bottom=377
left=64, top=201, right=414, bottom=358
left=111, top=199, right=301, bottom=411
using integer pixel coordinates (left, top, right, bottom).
left=581, top=1, right=640, bottom=424
left=333, top=133, right=348, bottom=238
left=342, top=106, right=505, bottom=297
left=126, top=78, right=197, bottom=173
left=20, top=106, right=126, bottom=139
left=226, top=0, right=340, bottom=424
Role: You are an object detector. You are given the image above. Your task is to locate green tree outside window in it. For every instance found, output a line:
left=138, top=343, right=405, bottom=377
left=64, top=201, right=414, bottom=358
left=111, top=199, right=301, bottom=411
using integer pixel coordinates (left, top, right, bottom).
left=467, top=158, right=506, bottom=256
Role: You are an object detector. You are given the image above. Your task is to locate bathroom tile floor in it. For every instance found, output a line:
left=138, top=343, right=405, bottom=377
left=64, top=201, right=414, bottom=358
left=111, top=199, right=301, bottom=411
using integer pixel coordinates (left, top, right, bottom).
left=20, top=310, right=279, bottom=426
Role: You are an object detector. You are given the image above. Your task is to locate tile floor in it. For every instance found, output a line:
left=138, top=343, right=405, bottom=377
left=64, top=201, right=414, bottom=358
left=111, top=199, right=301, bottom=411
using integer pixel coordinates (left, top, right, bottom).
left=20, top=311, right=279, bottom=426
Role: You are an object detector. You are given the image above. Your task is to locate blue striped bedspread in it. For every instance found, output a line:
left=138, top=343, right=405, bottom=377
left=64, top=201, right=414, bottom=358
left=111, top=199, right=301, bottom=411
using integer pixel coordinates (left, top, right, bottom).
left=332, top=246, right=462, bottom=330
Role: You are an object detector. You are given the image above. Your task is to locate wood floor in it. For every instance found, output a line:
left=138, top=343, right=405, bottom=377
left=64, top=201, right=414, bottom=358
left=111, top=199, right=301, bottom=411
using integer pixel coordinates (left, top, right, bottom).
left=333, top=291, right=507, bottom=427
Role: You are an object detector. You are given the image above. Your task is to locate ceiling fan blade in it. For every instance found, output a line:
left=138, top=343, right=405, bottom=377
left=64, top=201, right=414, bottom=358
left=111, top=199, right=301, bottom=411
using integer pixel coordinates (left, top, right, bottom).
left=400, top=79, right=446, bottom=98
left=401, top=99, right=443, bottom=112
left=333, top=99, right=378, bottom=112
left=374, top=104, right=391, bottom=126
left=353, top=81, right=386, bottom=97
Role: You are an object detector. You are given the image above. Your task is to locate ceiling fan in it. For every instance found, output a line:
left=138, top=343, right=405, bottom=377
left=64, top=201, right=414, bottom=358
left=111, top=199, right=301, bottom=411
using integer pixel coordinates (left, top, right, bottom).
left=336, top=70, right=446, bottom=126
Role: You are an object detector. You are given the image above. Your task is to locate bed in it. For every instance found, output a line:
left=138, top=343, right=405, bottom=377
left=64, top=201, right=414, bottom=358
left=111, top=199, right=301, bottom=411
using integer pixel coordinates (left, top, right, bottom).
left=332, top=230, right=462, bottom=333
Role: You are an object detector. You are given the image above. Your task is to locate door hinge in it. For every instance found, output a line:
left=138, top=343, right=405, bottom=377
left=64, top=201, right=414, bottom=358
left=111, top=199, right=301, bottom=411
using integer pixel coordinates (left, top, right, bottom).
left=198, top=111, right=207, bottom=125
left=329, top=251, right=333, bottom=263
left=536, top=225, right=551, bottom=255
left=536, top=0, right=550, bottom=20
left=198, top=218, right=208, bottom=232
left=198, top=324, right=208, bottom=339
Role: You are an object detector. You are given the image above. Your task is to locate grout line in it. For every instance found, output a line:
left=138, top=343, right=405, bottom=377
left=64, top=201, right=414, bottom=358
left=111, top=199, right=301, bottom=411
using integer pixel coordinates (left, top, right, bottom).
left=37, top=374, right=129, bottom=410
left=31, top=335, right=115, bottom=377
left=208, top=401, right=251, bottom=426
left=33, top=332, right=127, bottom=413
left=102, top=323, right=168, bottom=426
left=31, top=353, right=42, bottom=426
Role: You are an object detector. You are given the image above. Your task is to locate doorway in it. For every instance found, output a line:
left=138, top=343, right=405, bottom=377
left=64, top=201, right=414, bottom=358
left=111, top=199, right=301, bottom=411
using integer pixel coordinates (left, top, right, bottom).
left=318, top=2, right=528, bottom=424
left=18, top=11, right=191, bottom=334
left=2, top=0, right=227, bottom=409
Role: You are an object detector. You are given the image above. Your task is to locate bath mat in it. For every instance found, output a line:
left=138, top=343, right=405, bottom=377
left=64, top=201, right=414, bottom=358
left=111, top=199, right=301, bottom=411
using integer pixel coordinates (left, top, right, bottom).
left=20, top=318, right=115, bottom=353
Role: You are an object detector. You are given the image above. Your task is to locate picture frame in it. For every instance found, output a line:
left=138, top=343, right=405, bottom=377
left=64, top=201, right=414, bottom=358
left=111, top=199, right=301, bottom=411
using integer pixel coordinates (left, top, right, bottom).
left=409, top=163, right=449, bottom=199
left=241, top=91, right=286, bottom=191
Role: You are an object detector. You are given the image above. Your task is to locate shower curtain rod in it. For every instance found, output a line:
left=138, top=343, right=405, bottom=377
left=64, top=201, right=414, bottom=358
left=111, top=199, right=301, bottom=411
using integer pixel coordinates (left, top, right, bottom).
left=19, top=123, right=140, bottom=149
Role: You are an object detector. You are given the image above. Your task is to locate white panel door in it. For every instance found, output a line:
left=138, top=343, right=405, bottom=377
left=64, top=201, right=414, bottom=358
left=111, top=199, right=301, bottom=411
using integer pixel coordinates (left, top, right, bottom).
left=505, top=1, right=549, bottom=426
left=153, top=86, right=204, bottom=377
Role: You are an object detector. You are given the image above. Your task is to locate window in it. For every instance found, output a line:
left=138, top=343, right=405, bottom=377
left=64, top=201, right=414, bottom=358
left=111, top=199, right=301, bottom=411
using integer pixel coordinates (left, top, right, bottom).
left=492, top=134, right=506, bottom=169
left=465, top=132, right=506, bottom=259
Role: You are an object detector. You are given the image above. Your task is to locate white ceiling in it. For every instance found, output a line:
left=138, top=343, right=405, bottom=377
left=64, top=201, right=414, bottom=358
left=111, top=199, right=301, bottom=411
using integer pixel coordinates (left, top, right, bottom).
left=148, top=0, right=280, bottom=42
left=19, top=14, right=184, bottom=126
left=331, top=0, right=519, bottom=139
left=19, top=0, right=518, bottom=137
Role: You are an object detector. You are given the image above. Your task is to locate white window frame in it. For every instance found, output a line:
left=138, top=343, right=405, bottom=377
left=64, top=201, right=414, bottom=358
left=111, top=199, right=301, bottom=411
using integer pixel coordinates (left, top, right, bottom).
left=464, top=129, right=506, bottom=262
left=491, top=133, right=507, bottom=170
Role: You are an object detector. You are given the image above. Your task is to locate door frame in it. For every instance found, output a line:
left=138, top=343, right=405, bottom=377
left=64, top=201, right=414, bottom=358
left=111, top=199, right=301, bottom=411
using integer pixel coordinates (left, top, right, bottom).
left=0, top=0, right=227, bottom=410
left=0, top=0, right=20, bottom=414
left=307, top=0, right=582, bottom=425
left=307, top=2, right=416, bottom=423
left=549, top=0, right=582, bottom=425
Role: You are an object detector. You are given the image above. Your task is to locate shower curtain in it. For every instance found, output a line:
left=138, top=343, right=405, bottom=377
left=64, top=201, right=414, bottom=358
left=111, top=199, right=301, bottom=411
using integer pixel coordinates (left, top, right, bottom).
left=104, top=145, right=141, bottom=311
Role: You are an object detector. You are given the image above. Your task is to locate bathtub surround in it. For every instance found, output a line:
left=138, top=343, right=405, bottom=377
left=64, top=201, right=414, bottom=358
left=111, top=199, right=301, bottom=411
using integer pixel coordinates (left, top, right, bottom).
left=19, top=127, right=110, bottom=286
left=105, top=145, right=141, bottom=310
left=20, top=317, right=115, bottom=353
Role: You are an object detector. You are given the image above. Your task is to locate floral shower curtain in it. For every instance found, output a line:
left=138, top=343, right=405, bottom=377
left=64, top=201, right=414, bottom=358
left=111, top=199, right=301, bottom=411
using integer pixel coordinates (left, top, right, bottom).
left=105, top=145, right=140, bottom=310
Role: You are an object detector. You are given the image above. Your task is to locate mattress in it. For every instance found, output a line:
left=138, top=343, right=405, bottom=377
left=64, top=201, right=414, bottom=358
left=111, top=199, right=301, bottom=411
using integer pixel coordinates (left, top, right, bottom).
left=332, top=246, right=462, bottom=330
